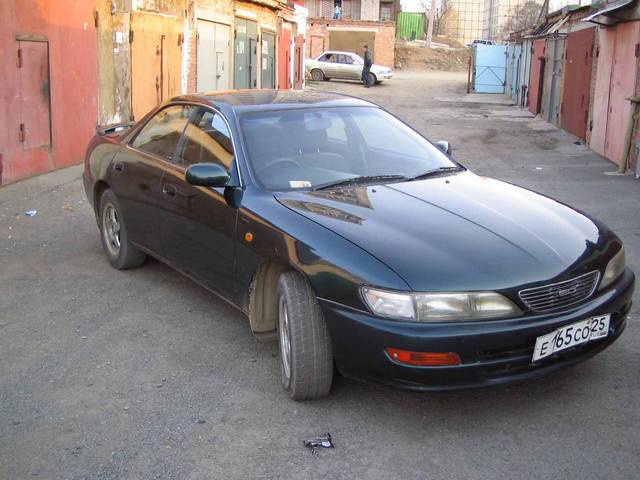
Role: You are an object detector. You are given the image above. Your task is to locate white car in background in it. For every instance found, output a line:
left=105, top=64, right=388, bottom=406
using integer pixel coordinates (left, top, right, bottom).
left=305, top=51, right=394, bottom=85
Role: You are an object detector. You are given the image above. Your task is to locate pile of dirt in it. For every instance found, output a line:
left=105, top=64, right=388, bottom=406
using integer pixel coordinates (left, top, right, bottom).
left=433, top=35, right=464, bottom=48
left=395, top=41, right=471, bottom=72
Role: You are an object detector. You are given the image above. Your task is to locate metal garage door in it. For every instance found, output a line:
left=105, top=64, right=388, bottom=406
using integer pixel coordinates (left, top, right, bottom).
left=261, top=31, right=276, bottom=89
left=510, top=44, right=521, bottom=101
left=197, top=19, right=230, bottom=92
left=519, top=39, right=532, bottom=107
left=560, top=28, right=594, bottom=139
left=17, top=39, right=51, bottom=149
left=541, top=36, right=565, bottom=125
left=603, top=22, right=640, bottom=165
left=130, top=12, right=182, bottom=120
left=473, top=45, right=506, bottom=93
left=278, top=23, right=292, bottom=90
left=234, top=18, right=258, bottom=89
left=528, top=39, right=545, bottom=115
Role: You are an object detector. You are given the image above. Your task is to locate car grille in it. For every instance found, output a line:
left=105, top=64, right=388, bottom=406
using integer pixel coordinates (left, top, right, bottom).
left=518, top=271, right=600, bottom=313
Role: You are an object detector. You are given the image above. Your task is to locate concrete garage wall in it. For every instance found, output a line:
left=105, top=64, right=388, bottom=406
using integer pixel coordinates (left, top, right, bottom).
left=307, top=19, right=395, bottom=68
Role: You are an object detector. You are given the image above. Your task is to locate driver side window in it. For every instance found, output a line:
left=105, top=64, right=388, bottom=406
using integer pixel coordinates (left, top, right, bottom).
left=176, top=108, right=235, bottom=172
left=131, top=105, right=194, bottom=161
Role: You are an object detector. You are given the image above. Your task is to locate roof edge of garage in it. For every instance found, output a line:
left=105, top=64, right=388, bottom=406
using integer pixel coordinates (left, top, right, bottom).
left=584, top=0, right=639, bottom=26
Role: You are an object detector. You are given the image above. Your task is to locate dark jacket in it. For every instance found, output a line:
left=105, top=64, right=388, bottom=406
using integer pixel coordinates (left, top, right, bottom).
left=363, top=50, right=372, bottom=68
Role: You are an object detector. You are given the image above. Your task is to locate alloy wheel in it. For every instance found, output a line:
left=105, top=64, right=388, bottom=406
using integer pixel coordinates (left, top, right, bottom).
left=278, top=295, right=292, bottom=381
left=102, top=203, right=121, bottom=256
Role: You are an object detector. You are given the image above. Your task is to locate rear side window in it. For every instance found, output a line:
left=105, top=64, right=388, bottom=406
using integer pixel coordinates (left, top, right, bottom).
left=176, top=109, right=234, bottom=170
left=131, top=105, right=193, bottom=160
left=339, top=55, right=354, bottom=65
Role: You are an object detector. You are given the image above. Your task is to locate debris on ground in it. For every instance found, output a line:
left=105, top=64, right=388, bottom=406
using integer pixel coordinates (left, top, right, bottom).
left=395, top=40, right=471, bottom=72
left=303, top=433, right=335, bottom=454
left=25, top=210, right=37, bottom=217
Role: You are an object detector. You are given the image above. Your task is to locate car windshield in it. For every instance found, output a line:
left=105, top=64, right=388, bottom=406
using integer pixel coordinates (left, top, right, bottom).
left=240, top=107, right=458, bottom=191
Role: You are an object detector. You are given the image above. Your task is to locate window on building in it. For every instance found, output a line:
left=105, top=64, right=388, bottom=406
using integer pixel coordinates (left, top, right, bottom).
left=380, top=3, right=392, bottom=21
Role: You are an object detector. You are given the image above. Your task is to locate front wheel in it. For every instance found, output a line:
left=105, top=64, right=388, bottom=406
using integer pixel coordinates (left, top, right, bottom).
left=277, top=271, right=333, bottom=400
left=367, top=72, right=376, bottom=86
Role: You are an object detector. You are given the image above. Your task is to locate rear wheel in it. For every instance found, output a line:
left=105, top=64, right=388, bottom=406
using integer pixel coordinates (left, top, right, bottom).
left=311, top=69, right=325, bottom=81
left=98, top=189, right=146, bottom=270
left=277, top=271, right=333, bottom=400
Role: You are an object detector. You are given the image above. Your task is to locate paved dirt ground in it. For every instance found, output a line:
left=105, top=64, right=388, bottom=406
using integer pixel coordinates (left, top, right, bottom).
left=1, top=72, right=639, bottom=479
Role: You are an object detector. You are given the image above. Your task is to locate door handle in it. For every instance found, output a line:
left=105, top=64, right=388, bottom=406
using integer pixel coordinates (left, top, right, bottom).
left=162, top=183, right=177, bottom=197
left=113, top=162, right=124, bottom=172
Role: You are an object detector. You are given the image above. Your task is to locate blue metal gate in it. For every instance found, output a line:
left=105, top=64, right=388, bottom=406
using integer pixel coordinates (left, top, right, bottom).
left=473, top=45, right=507, bottom=93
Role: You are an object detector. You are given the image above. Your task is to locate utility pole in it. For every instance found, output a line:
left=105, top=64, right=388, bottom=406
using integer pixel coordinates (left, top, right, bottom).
left=425, top=0, right=437, bottom=47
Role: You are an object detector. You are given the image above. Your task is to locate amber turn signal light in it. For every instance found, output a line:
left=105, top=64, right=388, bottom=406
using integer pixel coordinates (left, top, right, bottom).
left=385, top=348, right=461, bottom=366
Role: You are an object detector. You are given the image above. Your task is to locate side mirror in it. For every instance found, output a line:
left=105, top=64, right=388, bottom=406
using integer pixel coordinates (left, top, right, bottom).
left=436, top=141, right=452, bottom=156
left=185, top=163, right=230, bottom=187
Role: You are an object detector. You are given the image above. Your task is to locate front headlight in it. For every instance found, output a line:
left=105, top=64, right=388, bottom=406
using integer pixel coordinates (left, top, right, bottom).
left=362, top=288, right=415, bottom=320
left=600, top=246, right=626, bottom=290
left=362, top=288, right=520, bottom=322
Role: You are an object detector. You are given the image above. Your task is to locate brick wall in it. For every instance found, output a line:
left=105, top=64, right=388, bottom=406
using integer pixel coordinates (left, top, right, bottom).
left=307, top=19, right=395, bottom=67
left=185, top=27, right=197, bottom=93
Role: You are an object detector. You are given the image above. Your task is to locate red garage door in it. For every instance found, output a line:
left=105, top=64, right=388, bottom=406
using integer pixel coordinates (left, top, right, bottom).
left=561, top=28, right=595, bottom=139
left=528, top=39, right=545, bottom=115
left=278, top=24, right=292, bottom=90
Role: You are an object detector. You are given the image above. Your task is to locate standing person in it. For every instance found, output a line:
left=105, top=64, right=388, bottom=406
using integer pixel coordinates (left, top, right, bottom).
left=333, top=3, right=341, bottom=19
left=361, top=45, right=373, bottom=88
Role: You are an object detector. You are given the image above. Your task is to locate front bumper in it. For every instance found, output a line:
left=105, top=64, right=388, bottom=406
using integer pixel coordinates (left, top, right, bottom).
left=320, top=268, right=634, bottom=391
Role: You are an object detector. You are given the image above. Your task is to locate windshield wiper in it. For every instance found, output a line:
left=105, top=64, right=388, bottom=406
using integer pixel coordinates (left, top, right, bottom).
left=407, top=166, right=463, bottom=181
left=313, top=174, right=407, bottom=191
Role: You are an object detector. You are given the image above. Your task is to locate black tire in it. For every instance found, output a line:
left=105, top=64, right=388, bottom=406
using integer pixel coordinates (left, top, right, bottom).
left=367, top=72, right=376, bottom=86
left=277, top=271, right=333, bottom=400
left=98, top=189, right=146, bottom=270
left=311, top=69, right=325, bottom=81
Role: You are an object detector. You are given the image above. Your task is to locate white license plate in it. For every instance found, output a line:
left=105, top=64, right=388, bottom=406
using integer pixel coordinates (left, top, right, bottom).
left=532, top=314, right=610, bottom=362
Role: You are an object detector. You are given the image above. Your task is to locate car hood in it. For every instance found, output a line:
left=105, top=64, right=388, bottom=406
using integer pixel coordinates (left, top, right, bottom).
left=275, top=171, right=607, bottom=292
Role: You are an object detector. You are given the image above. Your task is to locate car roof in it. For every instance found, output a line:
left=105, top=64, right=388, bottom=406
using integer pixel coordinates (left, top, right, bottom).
left=171, top=90, right=376, bottom=114
left=319, top=51, right=359, bottom=56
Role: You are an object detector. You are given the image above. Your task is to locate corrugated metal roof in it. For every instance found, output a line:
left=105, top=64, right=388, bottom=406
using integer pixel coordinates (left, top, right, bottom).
left=525, top=15, right=569, bottom=38
left=584, top=0, right=637, bottom=25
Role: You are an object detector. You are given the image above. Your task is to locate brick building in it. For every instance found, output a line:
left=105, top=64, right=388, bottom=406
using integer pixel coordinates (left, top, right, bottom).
left=306, top=0, right=396, bottom=67
left=307, top=19, right=395, bottom=67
